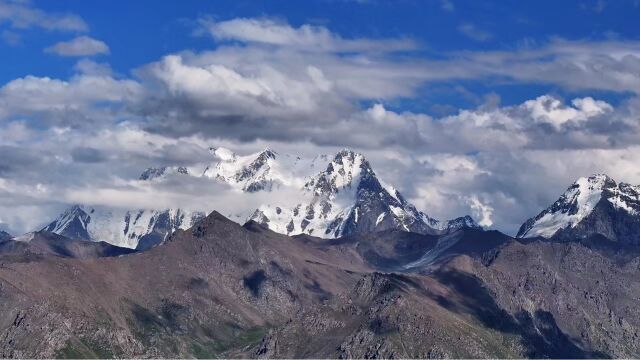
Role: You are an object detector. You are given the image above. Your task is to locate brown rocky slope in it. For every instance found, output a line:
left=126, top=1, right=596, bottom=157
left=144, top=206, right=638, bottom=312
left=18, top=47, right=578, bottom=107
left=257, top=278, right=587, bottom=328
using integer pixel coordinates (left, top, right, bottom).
left=0, top=211, right=639, bottom=358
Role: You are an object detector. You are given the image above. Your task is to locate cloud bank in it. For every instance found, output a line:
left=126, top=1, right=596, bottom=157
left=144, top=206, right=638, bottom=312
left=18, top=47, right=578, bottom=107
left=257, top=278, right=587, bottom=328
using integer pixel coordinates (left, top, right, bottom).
left=2, top=16, right=640, bottom=236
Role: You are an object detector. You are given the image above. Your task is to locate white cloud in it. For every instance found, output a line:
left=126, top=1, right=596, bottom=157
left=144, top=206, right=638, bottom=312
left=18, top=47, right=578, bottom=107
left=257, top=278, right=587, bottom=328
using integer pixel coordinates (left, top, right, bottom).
left=135, top=37, right=430, bottom=138
left=45, top=36, right=109, bottom=56
left=0, top=73, right=142, bottom=125
left=73, top=58, right=113, bottom=76
left=523, top=95, right=613, bottom=128
left=447, top=39, right=640, bottom=94
left=467, top=195, right=494, bottom=227
left=0, top=0, right=87, bottom=32
left=142, top=53, right=341, bottom=120
left=200, top=17, right=418, bottom=53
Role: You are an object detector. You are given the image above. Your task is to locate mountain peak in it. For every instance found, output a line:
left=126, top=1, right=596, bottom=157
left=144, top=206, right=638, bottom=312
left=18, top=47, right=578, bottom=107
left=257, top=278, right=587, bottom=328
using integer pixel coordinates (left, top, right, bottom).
left=42, top=205, right=92, bottom=241
left=304, top=149, right=372, bottom=197
left=516, top=175, right=612, bottom=238
left=517, top=174, right=640, bottom=244
left=333, top=149, right=369, bottom=167
left=577, top=173, right=616, bottom=189
left=260, top=147, right=277, bottom=158
left=190, top=210, right=243, bottom=238
left=446, top=215, right=481, bottom=231
left=249, top=147, right=473, bottom=238
left=254, top=148, right=277, bottom=164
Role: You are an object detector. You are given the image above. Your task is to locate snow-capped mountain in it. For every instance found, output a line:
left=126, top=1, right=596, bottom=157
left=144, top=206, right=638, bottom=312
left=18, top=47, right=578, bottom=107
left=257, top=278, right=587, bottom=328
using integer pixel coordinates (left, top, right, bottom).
left=43, top=147, right=477, bottom=248
left=43, top=168, right=204, bottom=250
left=248, top=149, right=478, bottom=238
left=42, top=205, right=204, bottom=250
left=517, top=174, right=640, bottom=244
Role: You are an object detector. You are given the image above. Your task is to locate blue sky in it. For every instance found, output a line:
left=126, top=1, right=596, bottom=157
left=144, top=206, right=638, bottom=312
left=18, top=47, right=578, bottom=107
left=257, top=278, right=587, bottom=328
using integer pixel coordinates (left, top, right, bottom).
left=2, top=0, right=640, bottom=235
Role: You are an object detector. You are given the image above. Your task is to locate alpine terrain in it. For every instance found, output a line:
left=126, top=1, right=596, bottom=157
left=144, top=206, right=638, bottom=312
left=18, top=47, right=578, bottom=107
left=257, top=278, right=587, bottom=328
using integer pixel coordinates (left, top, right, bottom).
left=4, top=150, right=640, bottom=358
left=42, top=148, right=476, bottom=249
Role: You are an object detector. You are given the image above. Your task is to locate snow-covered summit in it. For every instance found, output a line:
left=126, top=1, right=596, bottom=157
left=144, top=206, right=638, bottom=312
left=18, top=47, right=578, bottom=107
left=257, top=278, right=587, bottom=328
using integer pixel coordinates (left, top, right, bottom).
left=303, top=149, right=369, bottom=196
left=517, top=174, right=640, bottom=244
left=249, top=149, right=478, bottom=238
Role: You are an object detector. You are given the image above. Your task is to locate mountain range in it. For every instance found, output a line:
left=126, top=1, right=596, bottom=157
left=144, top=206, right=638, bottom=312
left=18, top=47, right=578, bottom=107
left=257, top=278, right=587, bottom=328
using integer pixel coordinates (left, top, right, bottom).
left=1, top=149, right=640, bottom=357
left=1, top=206, right=639, bottom=357
left=38, top=147, right=478, bottom=250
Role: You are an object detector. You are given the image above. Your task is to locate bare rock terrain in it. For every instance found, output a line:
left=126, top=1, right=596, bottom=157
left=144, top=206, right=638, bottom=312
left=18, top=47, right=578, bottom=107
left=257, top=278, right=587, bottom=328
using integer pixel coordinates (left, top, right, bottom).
left=0, top=211, right=638, bottom=358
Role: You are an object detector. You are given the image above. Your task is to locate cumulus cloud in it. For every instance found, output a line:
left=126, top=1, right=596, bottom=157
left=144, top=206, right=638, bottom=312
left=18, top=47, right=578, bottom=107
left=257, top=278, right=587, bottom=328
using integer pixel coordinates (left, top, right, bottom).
left=132, top=21, right=640, bottom=147
left=143, top=54, right=325, bottom=116
left=467, top=196, right=494, bottom=227
left=332, top=95, right=620, bottom=153
left=133, top=38, right=430, bottom=140
left=0, top=73, right=142, bottom=128
left=45, top=36, right=109, bottom=56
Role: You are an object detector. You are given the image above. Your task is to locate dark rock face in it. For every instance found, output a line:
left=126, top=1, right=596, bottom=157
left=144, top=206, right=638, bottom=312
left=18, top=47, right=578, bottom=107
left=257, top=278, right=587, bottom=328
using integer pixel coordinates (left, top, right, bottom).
left=558, top=196, right=640, bottom=245
left=139, top=167, right=166, bottom=181
left=139, top=166, right=189, bottom=180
